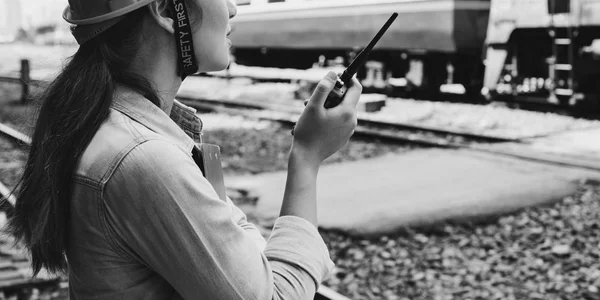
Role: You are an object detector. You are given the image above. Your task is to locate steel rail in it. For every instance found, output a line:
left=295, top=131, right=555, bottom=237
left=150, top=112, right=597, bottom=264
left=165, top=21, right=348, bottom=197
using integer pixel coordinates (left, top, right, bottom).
left=177, top=96, right=516, bottom=144
left=0, top=123, right=31, bottom=146
left=177, top=97, right=511, bottom=147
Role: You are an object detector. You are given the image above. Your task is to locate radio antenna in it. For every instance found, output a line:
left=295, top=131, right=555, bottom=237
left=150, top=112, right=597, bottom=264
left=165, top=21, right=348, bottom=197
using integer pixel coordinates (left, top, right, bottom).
left=339, top=12, right=398, bottom=84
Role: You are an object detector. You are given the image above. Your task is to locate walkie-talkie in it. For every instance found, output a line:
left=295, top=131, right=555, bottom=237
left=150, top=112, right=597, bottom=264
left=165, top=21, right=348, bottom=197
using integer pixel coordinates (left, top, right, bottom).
left=323, top=12, right=398, bottom=109
left=291, top=12, right=398, bottom=135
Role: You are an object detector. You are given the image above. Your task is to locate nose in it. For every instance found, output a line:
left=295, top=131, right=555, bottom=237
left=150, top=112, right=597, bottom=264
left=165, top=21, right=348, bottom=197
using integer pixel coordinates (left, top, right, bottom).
left=227, top=0, right=237, bottom=19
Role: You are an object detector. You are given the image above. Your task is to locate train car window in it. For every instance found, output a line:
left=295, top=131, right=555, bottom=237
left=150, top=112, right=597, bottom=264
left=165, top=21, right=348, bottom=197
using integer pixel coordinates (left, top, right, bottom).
left=235, top=0, right=251, bottom=5
left=547, top=0, right=570, bottom=14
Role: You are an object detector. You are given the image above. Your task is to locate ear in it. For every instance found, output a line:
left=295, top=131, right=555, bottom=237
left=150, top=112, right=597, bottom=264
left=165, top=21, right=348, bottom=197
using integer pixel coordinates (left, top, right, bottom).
left=147, top=0, right=175, bottom=34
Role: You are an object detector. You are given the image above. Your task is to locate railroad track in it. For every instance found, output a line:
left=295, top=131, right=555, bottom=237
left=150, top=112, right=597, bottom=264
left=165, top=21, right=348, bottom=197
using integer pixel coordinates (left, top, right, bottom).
left=0, top=123, right=25, bottom=208
left=177, top=96, right=515, bottom=148
left=178, top=96, right=600, bottom=172
left=0, top=180, right=16, bottom=208
left=0, top=74, right=592, bottom=149
left=2, top=69, right=600, bottom=170
left=0, top=122, right=29, bottom=208
left=197, top=71, right=600, bottom=120
left=0, top=125, right=63, bottom=297
left=0, top=123, right=352, bottom=300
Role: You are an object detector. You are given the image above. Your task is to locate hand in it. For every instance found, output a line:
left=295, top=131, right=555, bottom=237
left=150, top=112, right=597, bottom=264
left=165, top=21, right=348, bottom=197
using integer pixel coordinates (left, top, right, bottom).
left=290, top=71, right=362, bottom=167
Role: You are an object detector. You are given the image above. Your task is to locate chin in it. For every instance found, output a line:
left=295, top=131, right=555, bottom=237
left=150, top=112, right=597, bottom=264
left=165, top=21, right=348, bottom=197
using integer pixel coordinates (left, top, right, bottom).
left=197, top=57, right=230, bottom=72
left=215, top=59, right=230, bottom=71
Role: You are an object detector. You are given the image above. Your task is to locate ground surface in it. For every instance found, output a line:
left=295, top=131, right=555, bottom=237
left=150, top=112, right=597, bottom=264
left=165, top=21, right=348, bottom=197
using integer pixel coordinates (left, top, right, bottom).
left=227, top=149, right=600, bottom=236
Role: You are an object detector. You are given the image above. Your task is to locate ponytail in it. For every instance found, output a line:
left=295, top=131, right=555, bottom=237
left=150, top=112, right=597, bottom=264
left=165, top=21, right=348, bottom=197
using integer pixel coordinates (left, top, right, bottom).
left=7, top=8, right=161, bottom=276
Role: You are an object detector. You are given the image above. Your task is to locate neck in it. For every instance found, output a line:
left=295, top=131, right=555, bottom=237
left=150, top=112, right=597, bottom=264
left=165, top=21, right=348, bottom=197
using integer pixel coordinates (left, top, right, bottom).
left=129, top=33, right=182, bottom=115
left=131, top=62, right=182, bottom=115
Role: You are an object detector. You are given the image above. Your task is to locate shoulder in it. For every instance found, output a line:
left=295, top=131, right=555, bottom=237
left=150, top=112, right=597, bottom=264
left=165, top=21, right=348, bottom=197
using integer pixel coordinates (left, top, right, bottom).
left=105, top=138, right=199, bottom=194
left=114, top=138, right=193, bottom=176
left=101, top=138, right=222, bottom=228
left=74, top=109, right=188, bottom=186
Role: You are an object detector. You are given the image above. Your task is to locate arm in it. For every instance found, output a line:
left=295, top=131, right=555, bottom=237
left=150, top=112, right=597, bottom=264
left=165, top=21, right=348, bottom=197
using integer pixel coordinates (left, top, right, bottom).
left=226, top=196, right=267, bottom=251
left=103, top=140, right=333, bottom=300
left=283, top=72, right=362, bottom=227
left=279, top=147, right=320, bottom=227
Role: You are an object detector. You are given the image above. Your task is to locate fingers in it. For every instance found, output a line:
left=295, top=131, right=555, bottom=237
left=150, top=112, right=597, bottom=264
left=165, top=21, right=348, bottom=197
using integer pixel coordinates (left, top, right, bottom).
left=308, top=71, right=338, bottom=108
left=342, top=77, right=363, bottom=109
left=341, top=78, right=360, bottom=134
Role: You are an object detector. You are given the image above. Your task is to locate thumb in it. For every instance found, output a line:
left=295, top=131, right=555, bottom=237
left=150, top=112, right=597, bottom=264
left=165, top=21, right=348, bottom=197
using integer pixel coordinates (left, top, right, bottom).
left=308, top=71, right=338, bottom=108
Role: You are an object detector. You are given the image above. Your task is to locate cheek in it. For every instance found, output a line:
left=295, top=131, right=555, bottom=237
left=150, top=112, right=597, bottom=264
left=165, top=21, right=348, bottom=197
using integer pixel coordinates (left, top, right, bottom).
left=192, top=29, right=229, bottom=72
left=191, top=11, right=230, bottom=71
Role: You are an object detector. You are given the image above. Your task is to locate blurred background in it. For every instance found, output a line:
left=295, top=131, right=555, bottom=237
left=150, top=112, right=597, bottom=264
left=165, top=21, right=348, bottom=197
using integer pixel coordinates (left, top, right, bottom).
left=0, top=0, right=70, bottom=45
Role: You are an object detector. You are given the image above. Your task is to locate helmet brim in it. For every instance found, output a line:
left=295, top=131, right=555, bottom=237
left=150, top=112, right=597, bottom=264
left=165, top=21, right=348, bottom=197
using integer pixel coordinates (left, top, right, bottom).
left=70, top=17, right=125, bottom=44
left=63, top=0, right=156, bottom=25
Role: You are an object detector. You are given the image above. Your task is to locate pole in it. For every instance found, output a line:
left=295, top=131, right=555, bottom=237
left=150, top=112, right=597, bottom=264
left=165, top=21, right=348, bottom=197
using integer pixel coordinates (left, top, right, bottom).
left=20, top=59, right=30, bottom=104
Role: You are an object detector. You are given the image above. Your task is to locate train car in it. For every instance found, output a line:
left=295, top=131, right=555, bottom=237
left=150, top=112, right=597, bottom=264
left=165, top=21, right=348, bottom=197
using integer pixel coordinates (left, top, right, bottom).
left=229, top=0, right=600, bottom=109
left=229, top=0, right=491, bottom=97
left=483, top=0, right=600, bottom=108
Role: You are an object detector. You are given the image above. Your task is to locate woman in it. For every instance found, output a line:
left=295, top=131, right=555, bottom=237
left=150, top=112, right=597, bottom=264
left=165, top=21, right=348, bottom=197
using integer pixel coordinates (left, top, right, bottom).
left=8, top=0, right=362, bottom=298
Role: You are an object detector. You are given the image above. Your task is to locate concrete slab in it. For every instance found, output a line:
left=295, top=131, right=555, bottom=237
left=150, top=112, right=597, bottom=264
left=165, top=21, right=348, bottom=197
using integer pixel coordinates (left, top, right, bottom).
left=226, top=149, right=600, bottom=236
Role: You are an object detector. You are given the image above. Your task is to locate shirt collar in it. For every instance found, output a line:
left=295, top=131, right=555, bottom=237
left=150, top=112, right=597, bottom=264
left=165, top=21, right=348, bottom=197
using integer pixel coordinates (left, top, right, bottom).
left=110, top=86, right=203, bottom=154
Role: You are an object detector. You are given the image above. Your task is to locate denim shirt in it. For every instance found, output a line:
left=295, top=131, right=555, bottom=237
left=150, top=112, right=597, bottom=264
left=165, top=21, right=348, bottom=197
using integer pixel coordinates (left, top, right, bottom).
left=67, top=87, right=334, bottom=300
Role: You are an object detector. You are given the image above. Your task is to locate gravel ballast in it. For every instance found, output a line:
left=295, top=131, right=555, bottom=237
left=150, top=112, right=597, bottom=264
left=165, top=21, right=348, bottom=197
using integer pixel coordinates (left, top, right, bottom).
left=321, top=181, right=600, bottom=300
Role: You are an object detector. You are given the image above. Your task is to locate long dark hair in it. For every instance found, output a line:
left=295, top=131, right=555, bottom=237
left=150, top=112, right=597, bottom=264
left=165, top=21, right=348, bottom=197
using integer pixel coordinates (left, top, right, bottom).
left=7, top=8, right=164, bottom=276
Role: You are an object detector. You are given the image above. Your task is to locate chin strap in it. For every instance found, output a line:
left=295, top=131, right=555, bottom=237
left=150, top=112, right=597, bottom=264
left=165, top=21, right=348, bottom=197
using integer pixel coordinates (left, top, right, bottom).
left=170, top=0, right=199, bottom=80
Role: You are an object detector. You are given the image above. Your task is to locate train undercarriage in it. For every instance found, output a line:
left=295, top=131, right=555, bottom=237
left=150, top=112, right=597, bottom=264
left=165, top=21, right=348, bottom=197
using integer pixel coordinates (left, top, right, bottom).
left=234, top=24, right=600, bottom=113
left=233, top=47, right=486, bottom=101
left=487, top=26, right=600, bottom=110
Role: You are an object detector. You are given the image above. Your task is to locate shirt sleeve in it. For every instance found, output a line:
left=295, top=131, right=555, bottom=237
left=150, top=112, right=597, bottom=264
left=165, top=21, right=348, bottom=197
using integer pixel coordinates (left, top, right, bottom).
left=102, top=139, right=334, bottom=300
left=225, top=196, right=267, bottom=252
